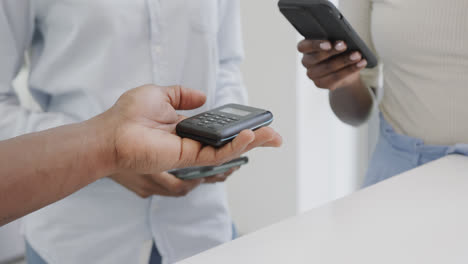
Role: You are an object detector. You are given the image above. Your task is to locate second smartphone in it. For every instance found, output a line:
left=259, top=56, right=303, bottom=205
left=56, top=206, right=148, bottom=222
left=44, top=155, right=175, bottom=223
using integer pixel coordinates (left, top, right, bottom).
left=167, top=157, right=249, bottom=180
left=279, top=0, right=378, bottom=68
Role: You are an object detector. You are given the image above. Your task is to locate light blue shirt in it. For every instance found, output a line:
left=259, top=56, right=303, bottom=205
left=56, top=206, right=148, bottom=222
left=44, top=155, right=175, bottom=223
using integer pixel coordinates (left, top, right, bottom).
left=0, top=0, right=247, bottom=263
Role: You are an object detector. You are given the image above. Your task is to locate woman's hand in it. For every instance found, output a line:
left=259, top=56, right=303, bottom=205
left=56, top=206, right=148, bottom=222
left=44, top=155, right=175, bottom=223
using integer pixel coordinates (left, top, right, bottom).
left=296, top=39, right=374, bottom=126
left=298, top=39, right=367, bottom=91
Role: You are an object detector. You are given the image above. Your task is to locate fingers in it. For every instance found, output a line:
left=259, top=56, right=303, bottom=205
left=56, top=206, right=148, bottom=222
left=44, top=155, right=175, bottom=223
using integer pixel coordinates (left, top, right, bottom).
left=179, top=127, right=282, bottom=169
left=298, top=39, right=332, bottom=53
left=163, top=115, right=189, bottom=135
left=298, top=40, right=346, bottom=54
left=150, top=172, right=203, bottom=197
left=203, top=174, right=229, bottom=184
left=264, top=132, right=283, bottom=147
left=314, top=61, right=367, bottom=90
left=244, top=127, right=282, bottom=152
left=111, top=172, right=203, bottom=198
left=177, top=115, right=188, bottom=122
left=203, top=167, right=239, bottom=184
left=203, top=175, right=229, bottom=184
left=178, top=131, right=251, bottom=168
left=135, top=175, right=176, bottom=198
left=298, top=39, right=367, bottom=90
left=209, top=130, right=256, bottom=165
left=306, top=51, right=362, bottom=79
left=110, top=173, right=175, bottom=198
left=299, top=40, right=347, bottom=66
left=165, top=85, right=207, bottom=111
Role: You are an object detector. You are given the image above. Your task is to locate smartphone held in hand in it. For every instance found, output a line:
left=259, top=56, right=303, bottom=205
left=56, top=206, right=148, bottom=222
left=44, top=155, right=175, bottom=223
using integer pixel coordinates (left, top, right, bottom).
left=168, top=157, right=249, bottom=180
left=278, top=0, right=378, bottom=68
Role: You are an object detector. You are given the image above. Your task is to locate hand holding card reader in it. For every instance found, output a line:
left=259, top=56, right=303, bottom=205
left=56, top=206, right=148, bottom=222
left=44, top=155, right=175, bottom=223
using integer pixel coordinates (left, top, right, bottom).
left=176, top=104, right=273, bottom=147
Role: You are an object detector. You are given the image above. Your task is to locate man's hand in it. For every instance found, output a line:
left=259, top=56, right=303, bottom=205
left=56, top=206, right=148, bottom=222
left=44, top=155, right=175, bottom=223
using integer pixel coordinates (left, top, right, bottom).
left=0, top=84, right=281, bottom=225
left=203, top=167, right=239, bottom=184
left=111, top=165, right=239, bottom=198
left=92, top=84, right=282, bottom=181
left=110, top=173, right=204, bottom=198
left=110, top=166, right=238, bottom=198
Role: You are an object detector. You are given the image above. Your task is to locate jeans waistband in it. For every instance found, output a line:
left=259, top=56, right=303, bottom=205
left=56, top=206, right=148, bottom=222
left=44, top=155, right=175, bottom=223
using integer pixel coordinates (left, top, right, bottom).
left=379, top=113, right=468, bottom=156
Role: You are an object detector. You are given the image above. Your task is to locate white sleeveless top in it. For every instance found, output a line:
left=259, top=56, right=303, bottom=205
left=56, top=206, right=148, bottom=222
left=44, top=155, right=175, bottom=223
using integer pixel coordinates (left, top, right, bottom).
left=340, top=0, right=468, bottom=145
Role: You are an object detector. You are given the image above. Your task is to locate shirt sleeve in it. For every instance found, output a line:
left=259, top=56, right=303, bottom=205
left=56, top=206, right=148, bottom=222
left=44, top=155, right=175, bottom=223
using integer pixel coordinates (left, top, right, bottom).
left=339, top=0, right=383, bottom=103
left=0, top=0, right=77, bottom=140
left=214, top=0, right=248, bottom=107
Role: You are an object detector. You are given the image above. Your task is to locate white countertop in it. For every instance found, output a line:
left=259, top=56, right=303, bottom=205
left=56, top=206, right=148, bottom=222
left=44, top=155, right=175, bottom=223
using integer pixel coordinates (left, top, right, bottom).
left=180, top=155, right=468, bottom=264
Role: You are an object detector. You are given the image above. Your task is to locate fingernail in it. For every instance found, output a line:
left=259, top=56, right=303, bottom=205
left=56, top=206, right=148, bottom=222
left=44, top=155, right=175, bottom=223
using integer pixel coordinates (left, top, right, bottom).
left=357, top=60, right=367, bottom=68
left=350, top=52, right=361, bottom=61
left=320, top=42, right=332, bottom=50
left=335, top=41, right=346, bottom=51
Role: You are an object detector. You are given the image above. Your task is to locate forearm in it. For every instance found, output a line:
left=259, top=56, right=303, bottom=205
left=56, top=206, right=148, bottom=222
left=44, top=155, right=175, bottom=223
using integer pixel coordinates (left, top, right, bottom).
left=0, top=84, right=282, bottom=226
left=0, top=113, right=115, bottom=226
left=329, top=77, right=374, bottom=126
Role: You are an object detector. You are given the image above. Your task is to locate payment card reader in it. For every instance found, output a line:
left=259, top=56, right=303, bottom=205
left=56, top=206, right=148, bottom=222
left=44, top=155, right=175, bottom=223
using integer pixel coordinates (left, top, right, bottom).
left=176, top=104, right=274, bottom=147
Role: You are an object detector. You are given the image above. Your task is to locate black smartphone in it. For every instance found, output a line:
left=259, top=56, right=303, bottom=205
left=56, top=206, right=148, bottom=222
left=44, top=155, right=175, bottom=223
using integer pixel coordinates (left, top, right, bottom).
left=278, top=0, right=378, bottom=68
left=176, top=104, right=273, bottom=147
left=167, top=157, right=249, bottom=180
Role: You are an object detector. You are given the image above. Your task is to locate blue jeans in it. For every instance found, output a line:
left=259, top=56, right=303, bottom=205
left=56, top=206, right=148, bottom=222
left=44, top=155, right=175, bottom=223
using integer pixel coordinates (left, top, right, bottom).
left=26, top=241, right=165, bottom=264
left=364, top=113, right=468, bottom=187
left=27, top=224, right=238, bottom=264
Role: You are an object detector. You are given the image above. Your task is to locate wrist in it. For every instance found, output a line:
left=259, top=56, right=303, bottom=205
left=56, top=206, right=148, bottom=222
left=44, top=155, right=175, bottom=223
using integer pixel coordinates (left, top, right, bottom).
left=351, top=77, right=374, bottom=104
left=337, top=74, right=366, bottom=93
left=82, top=109, right=120, bottom=179
left=335, top=76, right=372, bottom=103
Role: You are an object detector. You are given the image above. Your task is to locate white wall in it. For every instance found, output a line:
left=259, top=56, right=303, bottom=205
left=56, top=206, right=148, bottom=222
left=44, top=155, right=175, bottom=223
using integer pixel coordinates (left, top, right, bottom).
left=227, top=0, right=299, bottom=234
left=295, top=0, right=379, bottom=213
left=296, top=53, right=371, bottom=212
left=294, top=0, right=357, bottom=212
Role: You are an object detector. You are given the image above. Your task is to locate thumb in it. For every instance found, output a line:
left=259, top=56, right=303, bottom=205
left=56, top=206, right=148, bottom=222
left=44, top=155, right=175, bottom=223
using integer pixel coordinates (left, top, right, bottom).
left=165, top=85, right=207, bottom=111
